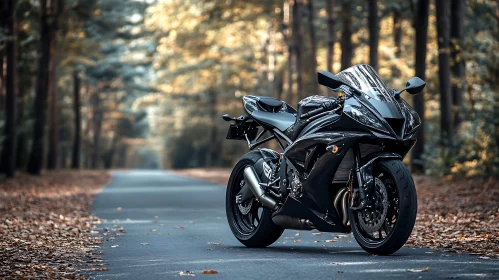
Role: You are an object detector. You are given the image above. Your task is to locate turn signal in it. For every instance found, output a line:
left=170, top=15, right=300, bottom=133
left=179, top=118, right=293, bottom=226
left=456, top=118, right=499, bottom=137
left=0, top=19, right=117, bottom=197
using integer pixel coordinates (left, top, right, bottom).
left=331, top=145, right=339, bottom=153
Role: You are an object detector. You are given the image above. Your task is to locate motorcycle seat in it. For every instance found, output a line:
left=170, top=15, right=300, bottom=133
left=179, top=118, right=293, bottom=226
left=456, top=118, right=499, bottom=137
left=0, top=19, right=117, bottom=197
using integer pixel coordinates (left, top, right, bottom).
left=251, top=110, right=296, bottom=131
left=257, top=97, right=284, bottom=112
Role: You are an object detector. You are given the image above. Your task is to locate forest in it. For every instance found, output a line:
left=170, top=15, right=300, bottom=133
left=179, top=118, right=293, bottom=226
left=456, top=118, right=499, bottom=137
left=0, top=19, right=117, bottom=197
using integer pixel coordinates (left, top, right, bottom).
left=0, top=0, right=498, bottom=177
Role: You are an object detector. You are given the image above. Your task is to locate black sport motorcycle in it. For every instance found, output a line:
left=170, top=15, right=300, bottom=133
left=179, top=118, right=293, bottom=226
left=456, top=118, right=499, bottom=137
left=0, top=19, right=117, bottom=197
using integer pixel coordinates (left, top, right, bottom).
left=222, top=64, right=425, bottom=255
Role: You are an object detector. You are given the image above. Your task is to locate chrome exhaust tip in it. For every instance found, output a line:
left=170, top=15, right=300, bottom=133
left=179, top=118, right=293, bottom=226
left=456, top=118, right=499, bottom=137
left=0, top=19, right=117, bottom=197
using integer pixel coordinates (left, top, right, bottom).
left=243, top=166, right=277, bottom=210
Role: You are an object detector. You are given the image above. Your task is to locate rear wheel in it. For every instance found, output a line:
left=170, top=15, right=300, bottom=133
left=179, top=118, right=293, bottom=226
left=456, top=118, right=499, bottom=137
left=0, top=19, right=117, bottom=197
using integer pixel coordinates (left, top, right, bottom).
left=349, top=159, right=417, bottom=255
left=225, top=152, right=284, bottom=247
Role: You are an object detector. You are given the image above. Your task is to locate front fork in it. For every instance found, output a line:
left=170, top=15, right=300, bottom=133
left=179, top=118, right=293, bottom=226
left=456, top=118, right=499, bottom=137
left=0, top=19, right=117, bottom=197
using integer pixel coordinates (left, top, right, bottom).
left=351, top=144, right=372, bottom=211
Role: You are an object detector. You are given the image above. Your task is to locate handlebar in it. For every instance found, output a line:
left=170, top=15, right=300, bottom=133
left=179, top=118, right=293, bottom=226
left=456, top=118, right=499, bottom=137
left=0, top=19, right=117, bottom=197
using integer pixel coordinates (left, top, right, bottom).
left=300, top=100, right=340, bottom=119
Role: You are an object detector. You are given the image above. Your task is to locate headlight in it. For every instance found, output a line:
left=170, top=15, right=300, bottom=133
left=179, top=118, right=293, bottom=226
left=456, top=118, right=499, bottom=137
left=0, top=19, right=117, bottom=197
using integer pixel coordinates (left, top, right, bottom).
left=399, top=100, right=421, bottom=135
left=343, top=104, right=390, bottom=134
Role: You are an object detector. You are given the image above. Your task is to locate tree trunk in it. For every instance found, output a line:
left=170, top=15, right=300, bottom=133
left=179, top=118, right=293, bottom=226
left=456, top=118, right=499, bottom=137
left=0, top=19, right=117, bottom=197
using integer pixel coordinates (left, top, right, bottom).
left=392, top=7, right=402, bottom=77
left=0, top=0, right=17, bottom=177
left=103, top=135, right=118, bottom=169
left=0, top=7, right=5, bottom=111
left=71, top=69, right=81, bottom=169
left=326, top=0, right=335, bottom=73
left=436, top=0, right=454, bottom=151
left=411, top=0, right=429, bottom=173
left=450, top=0, right=465, bottom=131
left=16, top=49, right=29, bottom=170
left=205, top=89, right=217, bottom=166
left=307, top=0, right=318, bottom=93
left=340, top=0, right=352, bottom=70
left=276, top=69, right=284, bottom=101
left=27, top=0, right=52, bottom=175
left=367, top=0, right=379, bottom=71
left=292, top=0, right=304, bottom=101
left=282, top=1, right=294, bottom=104
left=46, top=29, right=58, bottom=169
left=91, top=92, right=102, bottom=169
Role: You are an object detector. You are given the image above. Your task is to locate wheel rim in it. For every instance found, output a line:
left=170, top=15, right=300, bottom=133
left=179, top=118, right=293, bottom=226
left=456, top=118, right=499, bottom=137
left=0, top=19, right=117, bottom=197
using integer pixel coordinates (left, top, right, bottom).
left=351, top=166, right=400, bottom=245
left=230, top=166, right=264, bottom=236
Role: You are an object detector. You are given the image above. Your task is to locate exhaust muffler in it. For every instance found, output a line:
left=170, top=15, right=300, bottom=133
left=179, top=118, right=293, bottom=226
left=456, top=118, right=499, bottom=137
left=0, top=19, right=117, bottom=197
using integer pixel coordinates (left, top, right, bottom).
left=243, top=166, right=278, bottom=210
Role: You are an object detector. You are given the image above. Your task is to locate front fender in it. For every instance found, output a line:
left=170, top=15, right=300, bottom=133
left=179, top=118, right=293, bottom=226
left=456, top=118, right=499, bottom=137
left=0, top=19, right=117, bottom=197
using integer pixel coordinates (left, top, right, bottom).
left=358, top=152, right=402, bottom=195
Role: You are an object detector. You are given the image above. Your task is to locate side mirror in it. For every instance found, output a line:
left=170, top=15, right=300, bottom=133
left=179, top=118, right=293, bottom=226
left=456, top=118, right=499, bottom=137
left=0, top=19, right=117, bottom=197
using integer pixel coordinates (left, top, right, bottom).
left=394, top=76, right=426, bottom=98
left=222, top=114, right=232, bottom=121
left=318, top=71, right=346, bottom=89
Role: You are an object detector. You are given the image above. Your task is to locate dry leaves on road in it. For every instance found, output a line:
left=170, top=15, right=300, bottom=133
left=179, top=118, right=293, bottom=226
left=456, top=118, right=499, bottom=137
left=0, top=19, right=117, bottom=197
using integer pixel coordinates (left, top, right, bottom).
left=202, top=269, right=218, bottom=274
left=407, top=176, right=499, bottom=258
left=0, top=170, right=110, bottom=279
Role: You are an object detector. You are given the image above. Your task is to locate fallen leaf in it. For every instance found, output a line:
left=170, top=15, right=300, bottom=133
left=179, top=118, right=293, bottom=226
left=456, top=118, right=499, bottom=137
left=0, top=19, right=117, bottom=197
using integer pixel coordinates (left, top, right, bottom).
left=295, top=233, right=300, bottom=236
left=312, top=232, right=323, bottom=236
left=294, top=239, right=301, bottom=243
left=407, top=267, right=430, bottom=273
left=111, top=245, right=120, bottom=248
left=209, top=242, right=222, bottom=246
left=202, top=270, right=218, bottom=274
left=140, top=243, right=150, bottom=246
left=175, top=226, right=185, bottom=229
left=325, top=240, right=336, bottom=243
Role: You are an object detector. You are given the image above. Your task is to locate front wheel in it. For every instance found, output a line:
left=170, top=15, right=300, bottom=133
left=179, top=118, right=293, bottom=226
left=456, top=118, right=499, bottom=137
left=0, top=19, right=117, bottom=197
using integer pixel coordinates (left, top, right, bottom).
left=349, top=159, right=417, bottom=255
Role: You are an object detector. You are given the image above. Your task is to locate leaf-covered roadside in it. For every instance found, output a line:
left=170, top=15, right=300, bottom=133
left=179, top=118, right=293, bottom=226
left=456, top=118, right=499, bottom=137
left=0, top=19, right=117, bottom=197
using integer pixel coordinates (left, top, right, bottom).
left=0, top=171, right=110, bottom=279
left=174, top=168, right=499, bottom=258
left=407, top=176, right=499, bottom=258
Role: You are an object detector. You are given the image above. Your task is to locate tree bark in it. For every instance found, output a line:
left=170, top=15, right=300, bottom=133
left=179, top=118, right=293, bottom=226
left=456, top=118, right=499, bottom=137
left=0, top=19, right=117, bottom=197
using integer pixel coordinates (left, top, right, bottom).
left=27, top=0, right=53, bottom=175
left=367, top=0, right=379, bottom=71
left=307, top=0, right=318, bottom=93
left=411, top=0, right=429, bottom=173
left=90, top=92, right=102, bottom=169
left=71, top=69, right=81, bottom=169
left=450, top=0, right=465, bottom=131
left=16, top=47, right=29, bottom=170
left=436, top=0, right=454, bottom=150
left=326, top=0, right=335, bottom=73
left=340, top=0, right=352, bottom=70
left=0, top=0, right=17, bottom=177
left=205, top=88, right=217, bottom=166
left=392, top=7, right=402, bottom=77
left=46, top=29, right=58, bottom=169
left=0, top=7, right=5, bottom=111
left=292, top=0, right=304, bottom=101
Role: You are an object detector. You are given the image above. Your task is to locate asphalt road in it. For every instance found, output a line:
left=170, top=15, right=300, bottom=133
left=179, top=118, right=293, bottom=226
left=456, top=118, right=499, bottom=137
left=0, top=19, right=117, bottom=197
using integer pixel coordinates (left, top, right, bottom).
left=91, top=170, right=499, bottom=279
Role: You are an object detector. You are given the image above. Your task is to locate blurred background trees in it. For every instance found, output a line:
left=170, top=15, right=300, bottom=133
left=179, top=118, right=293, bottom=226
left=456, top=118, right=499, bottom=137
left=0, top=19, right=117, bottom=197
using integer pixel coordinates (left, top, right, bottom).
left=0, top=0, right=497, bottom=177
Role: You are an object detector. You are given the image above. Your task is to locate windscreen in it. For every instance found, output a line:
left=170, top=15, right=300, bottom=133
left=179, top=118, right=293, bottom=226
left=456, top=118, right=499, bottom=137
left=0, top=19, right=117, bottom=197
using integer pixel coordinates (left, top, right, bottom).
left=337, top=64, right=397, bottom=104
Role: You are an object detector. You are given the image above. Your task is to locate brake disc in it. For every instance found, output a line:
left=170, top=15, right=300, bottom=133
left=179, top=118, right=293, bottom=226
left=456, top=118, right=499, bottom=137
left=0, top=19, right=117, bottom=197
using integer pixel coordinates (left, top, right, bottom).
left=237, top=181, right=253, bottom=215
left=357, top=177, right=389, bottom=233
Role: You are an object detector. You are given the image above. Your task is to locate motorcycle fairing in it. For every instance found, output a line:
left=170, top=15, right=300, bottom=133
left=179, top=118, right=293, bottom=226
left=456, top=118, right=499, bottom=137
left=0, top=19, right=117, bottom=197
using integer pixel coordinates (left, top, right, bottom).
left=337, top=65, right=421, bottom=139
left=279, top=132, right=370, bottom=231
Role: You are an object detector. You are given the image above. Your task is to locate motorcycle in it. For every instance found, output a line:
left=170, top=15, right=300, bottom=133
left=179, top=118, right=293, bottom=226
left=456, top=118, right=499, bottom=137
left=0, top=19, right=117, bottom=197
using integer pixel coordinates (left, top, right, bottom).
left=222, top=64, right=425, bottom=255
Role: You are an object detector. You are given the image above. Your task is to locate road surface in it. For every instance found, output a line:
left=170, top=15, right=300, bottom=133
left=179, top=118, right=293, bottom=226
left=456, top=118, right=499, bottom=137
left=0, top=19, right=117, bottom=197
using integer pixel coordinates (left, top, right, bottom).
left=91, top=170, right=499, bottom=279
